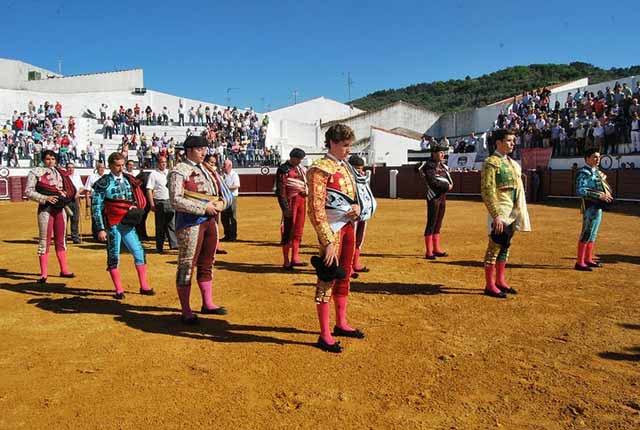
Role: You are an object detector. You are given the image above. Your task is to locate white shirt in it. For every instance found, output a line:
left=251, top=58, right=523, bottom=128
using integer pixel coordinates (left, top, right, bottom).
left=224, top=170, right=240, bottom=197
left=147, top=169, right=170, bottom=200
left=69, top=172, right=84, bottom=193
left=84, top=172, right=105, bottom=194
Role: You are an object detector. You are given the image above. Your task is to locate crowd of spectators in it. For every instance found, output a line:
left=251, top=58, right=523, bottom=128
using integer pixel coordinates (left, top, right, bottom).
left=100, top=102, right=274, bottom=168
left=0, top=101, right=91, bottom=168
left=490, top=81, right=640, bottom=156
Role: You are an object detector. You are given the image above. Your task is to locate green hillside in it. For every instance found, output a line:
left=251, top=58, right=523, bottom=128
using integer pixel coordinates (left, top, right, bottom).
left=351, top=62, right=640, bottom=113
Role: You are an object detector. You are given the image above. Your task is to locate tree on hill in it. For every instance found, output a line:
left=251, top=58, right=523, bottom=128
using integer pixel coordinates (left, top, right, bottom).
left=351, top=63, right=640, bottom=113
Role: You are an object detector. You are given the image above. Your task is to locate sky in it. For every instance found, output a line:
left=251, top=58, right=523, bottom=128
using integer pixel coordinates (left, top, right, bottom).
left=2, top=0, right=638, bottom=112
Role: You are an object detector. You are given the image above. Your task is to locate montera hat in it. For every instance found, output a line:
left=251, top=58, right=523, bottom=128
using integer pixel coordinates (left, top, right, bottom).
left=348, top=155, right=365, bottom=167
left=311, top=256, right=347, bottom=282
left=289, top=148, right=306, bottom=159
left=183, top=135, right=208, bottom=148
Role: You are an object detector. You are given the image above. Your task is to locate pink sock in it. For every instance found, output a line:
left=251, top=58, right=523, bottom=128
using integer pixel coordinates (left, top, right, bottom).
left=135, top=264, right=151, bottom=291
left=55, top=250, right=71, bottom=275
left=424, top=235, right=433, bottom=257
left=496, top=261, right=509, bottom=288
left=334, top=295, right=355, bottom=331
left=484, top=264, right=501, bottom=294
left=292, top=240, right=301, bottom=264
left=198, top=280, right=220, bottom=310
left=353, top=249, right=363, bottom=271
left=282, top=245, right=291, bottom=266
left=39, top=254, right=49, bottom=278
left=108, top=268, right=124, bottom=294
left=576, top=241, right=587, bottom=266
left=433, top=234, right=444, bottom=253
left=177, top=285, right=193, bottom=317
left=316, top=302, right=335, bottom=344
left=585, top=242, right=596, bottom=264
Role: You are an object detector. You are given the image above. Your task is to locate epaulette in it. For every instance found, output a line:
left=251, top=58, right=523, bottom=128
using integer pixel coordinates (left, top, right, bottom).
left=277, top=163, right=291, bottom=175
left=483, top=154, right=502, bottom=169
left=309, top=157, right=338, bottom=175
left=30, top=167, right=47, bottom=177
left=93, top=175, right=110, bottom=191
left=171, top=162, right=195, bottom=178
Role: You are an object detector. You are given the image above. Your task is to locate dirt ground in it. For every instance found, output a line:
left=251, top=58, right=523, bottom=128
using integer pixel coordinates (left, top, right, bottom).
left=0, top=197, right=638, bottom=430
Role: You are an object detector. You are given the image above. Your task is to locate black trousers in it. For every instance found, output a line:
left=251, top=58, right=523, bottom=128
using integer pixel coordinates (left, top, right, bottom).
left=154, top=199, right=177, bottom=251
left=221, top=199, right=238, bottom=240
left=68, top=199, right=80, bottom=242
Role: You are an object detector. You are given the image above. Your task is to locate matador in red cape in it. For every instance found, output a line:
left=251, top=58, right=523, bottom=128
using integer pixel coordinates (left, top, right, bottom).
left=24, top=149, right=76, bottom=283
left=275, top=147, right=308, bottom=270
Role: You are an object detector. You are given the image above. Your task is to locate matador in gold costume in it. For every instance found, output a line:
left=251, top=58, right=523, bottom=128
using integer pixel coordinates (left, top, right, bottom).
left=481, top=129, right=531, bottom=298
left=307, top=124, right=368, bottom=353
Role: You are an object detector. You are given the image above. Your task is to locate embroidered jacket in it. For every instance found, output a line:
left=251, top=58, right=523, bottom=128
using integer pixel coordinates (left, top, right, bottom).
left=576, top=165, right=609, bottom=200
left=275, top=161, right=307, bottom=211
left=25, top=167, right=64, bottom=205
left=481, top=151, right=531, bottom=231
left=307, top=155, right=357, bottom=247
left=92, top=173, right=145, bottom=230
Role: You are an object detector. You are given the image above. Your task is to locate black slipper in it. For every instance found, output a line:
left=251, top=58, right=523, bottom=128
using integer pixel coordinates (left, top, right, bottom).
left=483, top=289, right=507, bottom=299
left=333, top=326, right=366, bottom=339
left=316, top=337, right=343, bottom=353
left=200, top=306, right=227, bottom=315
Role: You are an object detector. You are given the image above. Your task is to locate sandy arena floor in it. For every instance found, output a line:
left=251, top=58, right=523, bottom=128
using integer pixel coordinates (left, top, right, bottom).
left=0, top=197, right=639, bottom=429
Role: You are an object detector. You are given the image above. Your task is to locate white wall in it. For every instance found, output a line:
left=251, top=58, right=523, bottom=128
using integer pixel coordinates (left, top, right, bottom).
left=266, top=97, right=363, bottom=126
left=23, top=69, right=143, bottom=93
left=321, top=101, right=440, bottom=142
left=370, top=127, right=421, bottom=166
left=0, top=58, right=59, bottom=90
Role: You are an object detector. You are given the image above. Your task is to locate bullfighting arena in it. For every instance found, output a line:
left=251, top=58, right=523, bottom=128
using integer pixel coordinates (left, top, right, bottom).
left=0, top=197, right=638, bottom=430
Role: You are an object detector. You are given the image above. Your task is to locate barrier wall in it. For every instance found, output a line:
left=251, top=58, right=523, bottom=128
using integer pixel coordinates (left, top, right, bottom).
left=366, top=166, right=640, bottom=202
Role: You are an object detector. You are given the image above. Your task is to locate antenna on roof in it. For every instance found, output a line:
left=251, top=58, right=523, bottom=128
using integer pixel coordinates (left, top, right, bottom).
left=292, top=90, right=299, bottom=104
left=58, top=57, right=63, bottom=75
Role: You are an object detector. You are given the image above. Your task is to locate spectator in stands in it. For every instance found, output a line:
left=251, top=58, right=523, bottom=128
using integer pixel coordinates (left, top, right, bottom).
left=103, top=117, right=114, bottom=139
left=188, top=106, right=196, bottom=126
left=98, top=144, right=106, bottom=165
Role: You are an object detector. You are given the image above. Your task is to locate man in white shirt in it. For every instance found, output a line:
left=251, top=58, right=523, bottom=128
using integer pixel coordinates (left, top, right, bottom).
left=221, top=159, right=240, bottom=241
left=66, top=161, right=85, bottom=244
left=85, top=161, right=106, bottom=240
left=147, top=156, right=177, bottom=252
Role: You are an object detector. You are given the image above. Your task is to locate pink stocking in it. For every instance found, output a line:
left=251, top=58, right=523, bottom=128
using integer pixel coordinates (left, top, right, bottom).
left=484, top=264, right=501, bottom=294
left=576, top=241, right=587, bottom=266
left=433, top=234, right=444, bottom=253
left=424, top=235, right=433, bottom=257
left=585, top=242, right=596, bottom=264
left=496, top=261, right=510, bottom=288
left=177, top=285, right=193, bottom=317
left=198, top=280, right=221, bottom=310
left=316, top=302, right=335, bottom=345
left=334, top=295, right=354, bottom=331
left=135, top=264, right=151, bottom=291
left=55, top=250, right=71, bottom=275
left=39, top=254, right=49, bottom=278
left=108, top=268, right=124, bottom=294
